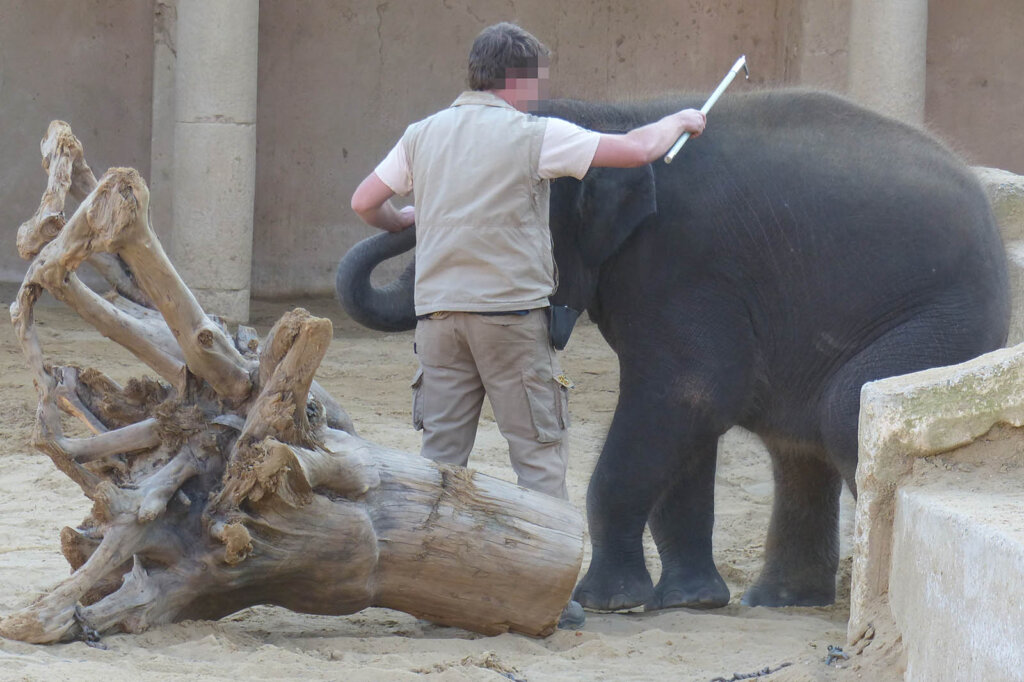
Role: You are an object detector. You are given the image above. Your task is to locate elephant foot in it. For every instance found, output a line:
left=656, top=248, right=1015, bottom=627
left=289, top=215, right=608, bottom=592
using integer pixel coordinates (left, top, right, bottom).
left=646, top=567, right=730, bottom=611
left=740, top=578, right=835, bottom=608
left=573, top=563, right=654, bottom=612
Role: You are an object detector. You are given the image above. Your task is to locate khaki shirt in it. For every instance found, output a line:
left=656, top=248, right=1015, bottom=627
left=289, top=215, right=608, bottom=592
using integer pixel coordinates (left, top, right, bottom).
left=376, top=92, right=599, bottom=316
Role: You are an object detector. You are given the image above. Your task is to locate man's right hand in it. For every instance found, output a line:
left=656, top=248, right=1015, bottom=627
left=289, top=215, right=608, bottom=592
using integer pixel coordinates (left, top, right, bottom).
left=677, top=108, right=706, bottom=138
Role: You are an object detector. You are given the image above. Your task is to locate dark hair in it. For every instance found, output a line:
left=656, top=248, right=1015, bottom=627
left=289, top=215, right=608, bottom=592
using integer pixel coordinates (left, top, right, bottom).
left=468, top=22, right=550, bottom=91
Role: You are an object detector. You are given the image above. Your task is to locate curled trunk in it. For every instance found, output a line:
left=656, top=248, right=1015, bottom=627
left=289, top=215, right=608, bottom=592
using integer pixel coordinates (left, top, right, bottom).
left=335, top=228, right=417, bottom=332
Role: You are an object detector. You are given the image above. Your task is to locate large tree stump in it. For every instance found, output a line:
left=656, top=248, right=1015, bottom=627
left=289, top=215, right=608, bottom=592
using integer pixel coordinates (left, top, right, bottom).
left=1, top=122, right=584, bottom=645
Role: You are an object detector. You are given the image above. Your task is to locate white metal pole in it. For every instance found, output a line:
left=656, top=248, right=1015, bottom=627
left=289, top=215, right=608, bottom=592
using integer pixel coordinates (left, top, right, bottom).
left=664, top=55, right=748, bottom=164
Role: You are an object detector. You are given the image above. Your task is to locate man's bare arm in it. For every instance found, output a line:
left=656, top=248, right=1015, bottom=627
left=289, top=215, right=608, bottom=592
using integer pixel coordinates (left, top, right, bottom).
left=351, top=173, right=415, bottom=232
left=590, top=109, right=706, bottom=169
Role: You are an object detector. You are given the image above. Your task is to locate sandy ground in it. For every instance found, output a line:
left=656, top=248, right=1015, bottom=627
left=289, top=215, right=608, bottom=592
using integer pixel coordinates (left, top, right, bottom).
left=0, top=293, right=900, bottom=681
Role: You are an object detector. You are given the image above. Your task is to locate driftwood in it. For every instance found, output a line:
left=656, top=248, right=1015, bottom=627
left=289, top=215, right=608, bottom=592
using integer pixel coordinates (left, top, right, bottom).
left=1, top=122, right=584, bottom=644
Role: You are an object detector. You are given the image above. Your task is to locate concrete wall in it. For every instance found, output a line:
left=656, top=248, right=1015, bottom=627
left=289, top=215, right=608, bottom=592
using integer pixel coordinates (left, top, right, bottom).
left=2, top=1, right=1022, bottom=301
left=251, top=0, right=816, bottom=297
left=927, top=0, right=1024, bottom=173
left=0, top=0, right=155, bottom=284
left=782, top=0, right=850, bottom=92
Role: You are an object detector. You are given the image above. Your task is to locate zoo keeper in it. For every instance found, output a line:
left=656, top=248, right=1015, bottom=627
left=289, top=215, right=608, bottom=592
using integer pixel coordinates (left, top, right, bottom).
left=351, top=22, right=705, bottom=500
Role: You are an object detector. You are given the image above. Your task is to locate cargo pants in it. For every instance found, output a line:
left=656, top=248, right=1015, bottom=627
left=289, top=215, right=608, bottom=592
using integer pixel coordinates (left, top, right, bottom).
left=411, top=309, right=570, bottom=499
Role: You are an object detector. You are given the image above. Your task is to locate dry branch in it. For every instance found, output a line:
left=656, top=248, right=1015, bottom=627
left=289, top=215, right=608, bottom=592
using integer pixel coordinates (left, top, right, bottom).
left=18, top=121, right=149, bottom=306
left=16, top=121, right=93, bottom=260
left=1, top=122, right=583, bottom=645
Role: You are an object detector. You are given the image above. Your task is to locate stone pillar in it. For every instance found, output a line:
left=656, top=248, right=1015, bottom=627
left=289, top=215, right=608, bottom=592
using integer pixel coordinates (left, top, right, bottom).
left=783, top=0, right=851, bottom=93
left=171, top=0, right=258, bottom=322
left=847, top=0, right=928, bottom=125
left=150, top=1, right=177, bottom=248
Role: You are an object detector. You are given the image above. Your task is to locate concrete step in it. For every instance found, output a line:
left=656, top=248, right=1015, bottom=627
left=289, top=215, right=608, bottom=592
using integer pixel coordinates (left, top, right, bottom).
left=889, top=464, right=1024, bottom=681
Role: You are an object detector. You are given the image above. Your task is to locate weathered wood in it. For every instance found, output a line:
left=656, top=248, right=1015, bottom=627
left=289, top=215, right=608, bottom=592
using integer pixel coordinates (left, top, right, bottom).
left=16, top=121, right=89, bottom=260
left=1, top=122, right=584, bottom=645
left=17, top=121, right=150, bottom=307
left=234, top=324, right=261, bottom=356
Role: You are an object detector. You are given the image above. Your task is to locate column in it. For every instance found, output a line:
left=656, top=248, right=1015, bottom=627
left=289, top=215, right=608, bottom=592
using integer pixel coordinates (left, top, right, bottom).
left=848, top=0, right=928, bottom=125
left=171, top=0, right=258, bottom=323
left=150, top=1, right=177, bottom=247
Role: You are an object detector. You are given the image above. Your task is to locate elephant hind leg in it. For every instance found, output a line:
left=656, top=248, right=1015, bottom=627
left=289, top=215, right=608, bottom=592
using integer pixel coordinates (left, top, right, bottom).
left=646, top=437, right=729, bottom=610
left=742, top=443, right=842, bottom=607
left=820, top=299, right=1010, bottom=496
left=745, top=307, right=994, bottom=608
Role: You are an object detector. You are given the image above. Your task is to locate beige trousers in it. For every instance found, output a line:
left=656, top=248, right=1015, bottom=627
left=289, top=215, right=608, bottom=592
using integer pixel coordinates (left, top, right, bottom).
left=412, top=310, right=570, bottom=499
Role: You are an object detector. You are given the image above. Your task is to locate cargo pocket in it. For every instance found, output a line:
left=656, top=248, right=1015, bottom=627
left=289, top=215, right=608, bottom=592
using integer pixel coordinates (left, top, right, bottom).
left=410, top=367, right=424, bottom=431
left=522, top=369, right=569, bottom=443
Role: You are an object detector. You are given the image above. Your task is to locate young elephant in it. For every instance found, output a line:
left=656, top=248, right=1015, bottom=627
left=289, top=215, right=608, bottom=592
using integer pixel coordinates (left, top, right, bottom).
left=336, top=89, right=1010, bottom=611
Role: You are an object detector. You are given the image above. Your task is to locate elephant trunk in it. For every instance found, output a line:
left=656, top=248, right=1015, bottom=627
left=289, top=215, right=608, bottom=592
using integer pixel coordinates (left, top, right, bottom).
left=335, top=228, right=417, bottom=332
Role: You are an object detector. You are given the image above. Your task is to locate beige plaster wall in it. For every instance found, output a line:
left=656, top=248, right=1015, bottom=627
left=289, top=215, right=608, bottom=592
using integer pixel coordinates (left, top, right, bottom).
left=926, top=0, right=1024, bottom=174
left=2, top=1, right=1021, bottom=299
left=251, top=0, right=812, bottom=298
left=782, top=0, right=850, bottom=92
left=0, top=0, right=155, bottom=285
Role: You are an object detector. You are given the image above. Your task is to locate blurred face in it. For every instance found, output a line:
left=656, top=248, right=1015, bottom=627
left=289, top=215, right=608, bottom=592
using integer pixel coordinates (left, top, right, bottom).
left=504, top=59, right=549, bottom=111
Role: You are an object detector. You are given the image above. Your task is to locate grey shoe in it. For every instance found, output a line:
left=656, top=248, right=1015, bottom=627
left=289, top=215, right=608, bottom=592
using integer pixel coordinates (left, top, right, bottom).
left=558, top=599, right=585, bottom=630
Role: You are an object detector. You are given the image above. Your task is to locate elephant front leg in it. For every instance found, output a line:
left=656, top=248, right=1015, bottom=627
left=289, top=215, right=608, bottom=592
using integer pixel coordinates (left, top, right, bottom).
left=646, top=437, right=729, bottom=610
left=573, top=391, right=725, bottom=612
left=742, top=449, right=842, bottom=607
left=573, top=408, right=655, bottom=611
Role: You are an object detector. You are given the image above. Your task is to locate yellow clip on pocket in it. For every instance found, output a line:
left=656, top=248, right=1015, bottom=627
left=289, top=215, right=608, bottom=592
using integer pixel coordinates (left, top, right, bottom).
left=555, top=374, right=575, bottom=389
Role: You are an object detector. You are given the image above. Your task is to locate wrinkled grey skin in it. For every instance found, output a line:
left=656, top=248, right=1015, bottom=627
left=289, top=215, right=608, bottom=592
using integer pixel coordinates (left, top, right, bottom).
left=335, top=226, right=416, bottom=332
left=336, top=89, right=1010, bottom=612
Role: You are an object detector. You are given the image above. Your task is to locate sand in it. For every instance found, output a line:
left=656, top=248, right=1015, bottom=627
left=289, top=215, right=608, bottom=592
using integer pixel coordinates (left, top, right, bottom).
left=0, top=294, right=900, bottom=681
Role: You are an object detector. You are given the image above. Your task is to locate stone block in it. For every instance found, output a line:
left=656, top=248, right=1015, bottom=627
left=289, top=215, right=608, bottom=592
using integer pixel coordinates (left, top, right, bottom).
left=976, top=166, right=1024, bottom=243
left=848, top=0, right=927, bottom=124
left=975, top=167, right=1024, bottom=345
left=891, top=478, right=1024, bottom=680
left=175, top=0, right=259, bottom=122
left=191, top=286, right=251, bottom=325
left=170, top=121, right=256, bottom=294
left=851, top=343, right=1024, bottom=639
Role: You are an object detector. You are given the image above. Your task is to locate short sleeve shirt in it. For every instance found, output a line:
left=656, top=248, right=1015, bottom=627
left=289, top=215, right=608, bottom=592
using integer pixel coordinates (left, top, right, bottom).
left=374, top=115, right=600, bottom=195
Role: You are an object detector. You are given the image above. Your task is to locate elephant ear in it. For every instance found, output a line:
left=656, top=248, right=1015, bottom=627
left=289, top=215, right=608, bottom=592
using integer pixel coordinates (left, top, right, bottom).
left=577, top=164, right=657, bottom=267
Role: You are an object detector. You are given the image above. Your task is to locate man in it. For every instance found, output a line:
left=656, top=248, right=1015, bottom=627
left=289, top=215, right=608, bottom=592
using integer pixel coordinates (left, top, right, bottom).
left=352, top=20, right=704, bottom=630
left=352, top=22, right=705, bottom=503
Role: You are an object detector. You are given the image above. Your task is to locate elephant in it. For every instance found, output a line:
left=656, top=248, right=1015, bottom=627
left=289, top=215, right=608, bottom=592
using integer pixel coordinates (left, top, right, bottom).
left=335, top=89, right=1010, bottom=612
